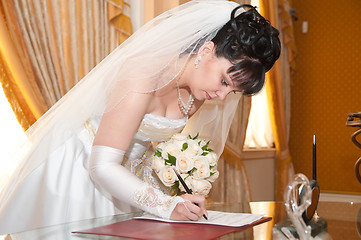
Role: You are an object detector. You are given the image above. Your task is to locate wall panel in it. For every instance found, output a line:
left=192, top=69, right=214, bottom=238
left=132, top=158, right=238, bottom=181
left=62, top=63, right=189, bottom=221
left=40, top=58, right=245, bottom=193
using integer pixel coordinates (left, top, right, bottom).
left=290, top=0, right=361, bottom=194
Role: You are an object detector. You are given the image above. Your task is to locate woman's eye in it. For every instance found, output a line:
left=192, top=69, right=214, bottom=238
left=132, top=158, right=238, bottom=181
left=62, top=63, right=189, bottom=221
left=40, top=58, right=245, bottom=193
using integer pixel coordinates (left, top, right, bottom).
left=221, top=78, right=229, bottom=86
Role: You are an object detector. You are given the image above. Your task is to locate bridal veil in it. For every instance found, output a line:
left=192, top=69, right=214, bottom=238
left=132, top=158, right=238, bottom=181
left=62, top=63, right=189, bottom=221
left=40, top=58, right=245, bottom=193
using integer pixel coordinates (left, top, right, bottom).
left=0, top=0, right=243, bottom=208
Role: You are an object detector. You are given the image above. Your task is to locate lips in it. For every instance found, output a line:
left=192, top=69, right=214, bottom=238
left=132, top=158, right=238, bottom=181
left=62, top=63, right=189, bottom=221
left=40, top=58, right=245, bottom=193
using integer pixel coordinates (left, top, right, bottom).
left=205, top=92, right=212, bottom=100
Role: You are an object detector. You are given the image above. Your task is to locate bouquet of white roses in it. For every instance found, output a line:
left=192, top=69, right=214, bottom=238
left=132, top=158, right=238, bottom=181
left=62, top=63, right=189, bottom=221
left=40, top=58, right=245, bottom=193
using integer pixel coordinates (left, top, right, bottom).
left=151, top=133, right=219, bottom=196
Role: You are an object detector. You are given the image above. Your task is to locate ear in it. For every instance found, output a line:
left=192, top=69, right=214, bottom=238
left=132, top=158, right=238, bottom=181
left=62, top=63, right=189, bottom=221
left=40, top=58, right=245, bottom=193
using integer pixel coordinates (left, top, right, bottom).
left=197, top=41, right=215, bottom=57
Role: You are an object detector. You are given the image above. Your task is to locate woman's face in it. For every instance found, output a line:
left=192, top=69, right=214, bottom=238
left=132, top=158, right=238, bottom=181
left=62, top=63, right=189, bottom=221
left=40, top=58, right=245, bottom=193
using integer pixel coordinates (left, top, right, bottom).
left=187, top=49, right=240, bottom=101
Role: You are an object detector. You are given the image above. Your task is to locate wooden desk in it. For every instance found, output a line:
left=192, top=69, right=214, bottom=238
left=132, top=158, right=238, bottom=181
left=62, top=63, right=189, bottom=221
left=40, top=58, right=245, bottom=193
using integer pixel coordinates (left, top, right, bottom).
left=1, top=201, right=360, bottom=239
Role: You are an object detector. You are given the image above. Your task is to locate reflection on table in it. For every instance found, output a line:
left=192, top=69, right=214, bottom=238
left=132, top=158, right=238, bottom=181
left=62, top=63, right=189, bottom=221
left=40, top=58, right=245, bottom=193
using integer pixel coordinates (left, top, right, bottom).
left=249, top=201, right=361, bottom=240
left=1, top=201, right=361, bottom=240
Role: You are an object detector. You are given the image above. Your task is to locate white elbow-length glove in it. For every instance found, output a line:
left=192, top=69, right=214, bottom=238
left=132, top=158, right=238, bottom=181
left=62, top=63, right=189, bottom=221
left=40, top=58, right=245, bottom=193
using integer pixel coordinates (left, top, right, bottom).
left=89, top=145, right=184, bottom=219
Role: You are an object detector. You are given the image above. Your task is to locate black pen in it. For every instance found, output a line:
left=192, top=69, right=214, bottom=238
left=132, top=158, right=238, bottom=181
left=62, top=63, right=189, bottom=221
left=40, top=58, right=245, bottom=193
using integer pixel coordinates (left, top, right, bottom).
left=173, top=168, right=208, bottom=220
left=313, top=135, right=317, bottom=180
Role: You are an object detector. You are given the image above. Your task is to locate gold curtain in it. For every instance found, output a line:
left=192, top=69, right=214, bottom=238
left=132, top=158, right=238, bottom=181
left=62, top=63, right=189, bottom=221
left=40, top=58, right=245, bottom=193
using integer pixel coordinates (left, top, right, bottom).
left=0, top=3, right=47, bottom=127
left=108, top=0, right=132, bottom=44
left=260, top=0, right=297, bottom=202
left=0, top=0, right=132, bottom=130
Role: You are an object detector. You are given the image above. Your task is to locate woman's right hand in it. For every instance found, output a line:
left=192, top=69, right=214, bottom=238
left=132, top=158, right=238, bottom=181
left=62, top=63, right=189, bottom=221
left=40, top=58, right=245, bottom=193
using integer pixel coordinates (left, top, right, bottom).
left=170, top=194, right=208, bottom=221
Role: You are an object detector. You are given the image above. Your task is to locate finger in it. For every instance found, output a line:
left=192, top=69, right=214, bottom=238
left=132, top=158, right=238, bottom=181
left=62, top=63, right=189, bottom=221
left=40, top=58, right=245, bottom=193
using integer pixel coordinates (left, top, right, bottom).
left=181, top=194, right=206, bottom=206
left=182, top=199, right=206, bottom=220
left=170, top=202, right=198, bottom=221
left=181, top=194, right=208, bottom=218
left=184, top=200, right=203, bottom=219
left=182, top=201, right=200, bottom=221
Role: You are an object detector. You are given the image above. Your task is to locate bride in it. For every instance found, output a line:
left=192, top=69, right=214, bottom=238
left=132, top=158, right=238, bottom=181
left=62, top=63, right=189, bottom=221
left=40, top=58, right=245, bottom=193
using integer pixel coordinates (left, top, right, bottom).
left=0, top=0, right=280, bottom=234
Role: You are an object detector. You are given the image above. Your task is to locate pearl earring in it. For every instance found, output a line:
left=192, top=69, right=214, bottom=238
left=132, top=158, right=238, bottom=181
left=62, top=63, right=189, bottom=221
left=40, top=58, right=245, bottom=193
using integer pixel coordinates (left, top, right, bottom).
left=194, top=56, right=202, bottom=69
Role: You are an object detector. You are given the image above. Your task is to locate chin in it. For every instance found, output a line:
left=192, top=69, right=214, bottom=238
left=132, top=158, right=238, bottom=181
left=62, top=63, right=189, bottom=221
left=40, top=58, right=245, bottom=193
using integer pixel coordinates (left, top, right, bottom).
left=194, top=93, right=205, bottom=101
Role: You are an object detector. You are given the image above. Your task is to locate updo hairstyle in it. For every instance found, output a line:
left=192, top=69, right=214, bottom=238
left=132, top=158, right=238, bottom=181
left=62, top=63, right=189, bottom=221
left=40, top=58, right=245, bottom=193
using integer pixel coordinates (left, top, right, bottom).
left=212, top=5, right=281, bottom=95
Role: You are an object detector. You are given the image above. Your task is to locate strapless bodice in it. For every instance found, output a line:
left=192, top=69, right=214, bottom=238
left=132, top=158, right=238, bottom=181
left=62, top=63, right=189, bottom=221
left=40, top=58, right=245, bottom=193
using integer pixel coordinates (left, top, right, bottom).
left=135, top=114, right=187, bottom=142
left=123, top=114, right=187, bottom=162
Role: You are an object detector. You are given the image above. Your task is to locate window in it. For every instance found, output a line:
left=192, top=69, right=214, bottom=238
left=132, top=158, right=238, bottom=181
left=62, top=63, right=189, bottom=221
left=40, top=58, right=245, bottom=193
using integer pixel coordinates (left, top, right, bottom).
left=243, top=0, right=274, bottom=150
left=244, top=85, right=274, bottom=149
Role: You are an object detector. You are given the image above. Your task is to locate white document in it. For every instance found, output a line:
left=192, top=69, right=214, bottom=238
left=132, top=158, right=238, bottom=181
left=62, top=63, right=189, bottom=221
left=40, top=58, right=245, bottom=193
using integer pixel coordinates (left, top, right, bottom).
left=135, top=210, right=265, bottom=227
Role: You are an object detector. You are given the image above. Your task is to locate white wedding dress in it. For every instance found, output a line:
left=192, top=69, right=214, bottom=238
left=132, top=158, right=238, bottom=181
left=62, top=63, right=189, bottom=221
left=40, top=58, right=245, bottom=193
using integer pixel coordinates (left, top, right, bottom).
left=0, top=1, right=243, bottom=235
left=0, top=113, right=187, bottom=234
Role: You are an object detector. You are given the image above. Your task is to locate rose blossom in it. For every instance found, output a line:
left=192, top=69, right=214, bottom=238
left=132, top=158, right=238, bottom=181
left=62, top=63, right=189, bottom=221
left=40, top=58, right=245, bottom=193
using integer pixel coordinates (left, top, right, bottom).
left=161, top=142, right=180, bottom=159
left=192, top=179, right=212, bottom=196
left=193, top=157, right=210, bottom=179
left=206, top=152, right=218, bottom=166
left=182, top=139, right=202, bottom=157
left=207, top=170, right=219, bottom=183
left=175, top=153, right=194, bottom=173
left=159, top=166, right=177, bottom=187
left=151, top=156, right=164, bottom=173
left=198, top=139, right=207, bottom=148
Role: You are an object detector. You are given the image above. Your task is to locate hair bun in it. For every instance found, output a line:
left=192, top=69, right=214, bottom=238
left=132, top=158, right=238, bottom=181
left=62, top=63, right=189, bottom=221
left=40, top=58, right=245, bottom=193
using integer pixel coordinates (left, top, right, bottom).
left=228, top=5, right=280, bottom=71
left=211, top=5, right=281, bottom=95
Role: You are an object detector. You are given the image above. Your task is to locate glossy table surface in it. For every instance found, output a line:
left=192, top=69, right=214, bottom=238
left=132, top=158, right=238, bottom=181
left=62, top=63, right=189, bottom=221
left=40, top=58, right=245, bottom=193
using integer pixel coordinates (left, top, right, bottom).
left=2, top=201, right=360, bottom=240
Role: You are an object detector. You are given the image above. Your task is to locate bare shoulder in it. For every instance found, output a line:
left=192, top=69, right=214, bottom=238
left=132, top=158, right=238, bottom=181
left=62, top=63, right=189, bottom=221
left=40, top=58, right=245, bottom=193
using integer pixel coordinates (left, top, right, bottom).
left=93, top=91, right=155, bottom=150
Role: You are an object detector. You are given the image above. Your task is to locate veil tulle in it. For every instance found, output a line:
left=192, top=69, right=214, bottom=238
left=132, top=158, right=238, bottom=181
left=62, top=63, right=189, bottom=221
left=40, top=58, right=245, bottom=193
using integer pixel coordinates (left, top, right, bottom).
left=0, top=0, right=243, bottom=200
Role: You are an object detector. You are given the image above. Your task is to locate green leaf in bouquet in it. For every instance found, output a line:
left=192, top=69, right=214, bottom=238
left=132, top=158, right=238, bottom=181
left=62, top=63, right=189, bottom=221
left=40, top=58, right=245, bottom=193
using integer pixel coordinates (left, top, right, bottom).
left=171, top=181, right=180, bottom=196
left=190, top=133, right=199, bottom=140
left=171, top=181, right=179, bottom=190
left=154, top=150, right=162, bottom=157
left=181, top=142, right=188, bottom=151
left=165, top=153, right=176, bottom=166
left=210, top=172, right=216, bottom=176
left=188, top=167, right=197, bottom=175
left=201, top=141, right=210, bottom=151
left=210, top=165, right=215, bottom=169
left=201, top=152, right=209, bottom=156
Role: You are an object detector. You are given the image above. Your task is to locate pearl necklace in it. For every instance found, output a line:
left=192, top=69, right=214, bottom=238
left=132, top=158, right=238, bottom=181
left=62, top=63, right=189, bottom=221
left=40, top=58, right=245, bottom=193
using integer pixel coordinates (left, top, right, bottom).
left=176, top=82, right=194, bottom=116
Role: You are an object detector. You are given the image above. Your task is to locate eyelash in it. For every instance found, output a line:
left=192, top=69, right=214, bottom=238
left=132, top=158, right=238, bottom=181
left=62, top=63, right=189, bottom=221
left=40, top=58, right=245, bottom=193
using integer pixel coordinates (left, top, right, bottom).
left=221, top=78, right=229, bottom=86
left=222, top=78, right=238, bottom=94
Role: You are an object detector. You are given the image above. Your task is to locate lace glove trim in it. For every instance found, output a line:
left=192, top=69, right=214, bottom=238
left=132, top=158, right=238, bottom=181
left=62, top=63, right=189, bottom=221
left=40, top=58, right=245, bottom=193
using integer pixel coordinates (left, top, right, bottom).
left=89, top=145, right=184, bottom=219
left=133, top=185, right=184, bottom=219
